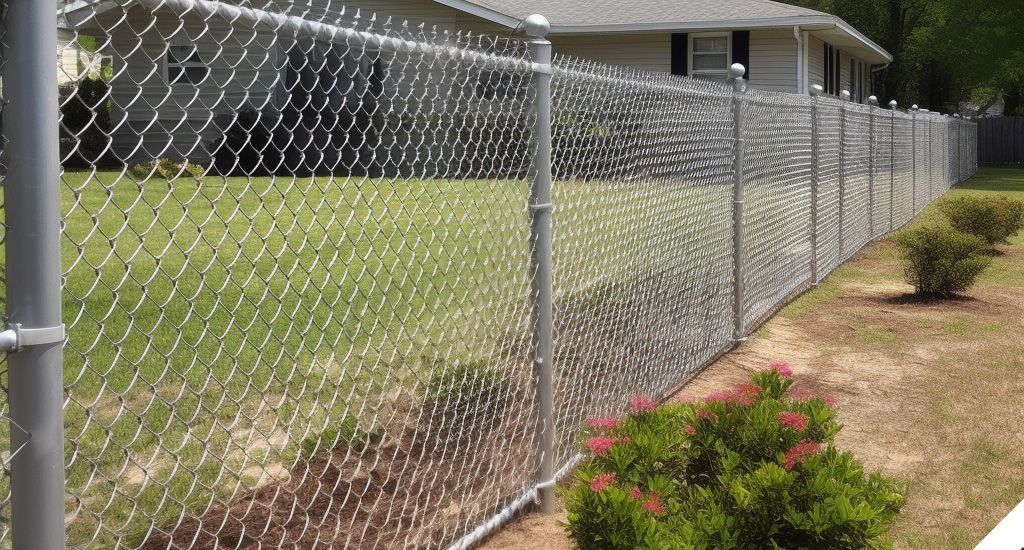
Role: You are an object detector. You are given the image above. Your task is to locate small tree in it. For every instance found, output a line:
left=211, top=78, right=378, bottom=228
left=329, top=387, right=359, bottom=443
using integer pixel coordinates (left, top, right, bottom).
left=894, top=225, right=990, bottom=297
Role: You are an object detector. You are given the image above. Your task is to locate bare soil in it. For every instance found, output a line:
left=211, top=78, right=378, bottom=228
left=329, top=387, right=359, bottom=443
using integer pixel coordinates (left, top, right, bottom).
left=480, top=245, right=1024, bottom=550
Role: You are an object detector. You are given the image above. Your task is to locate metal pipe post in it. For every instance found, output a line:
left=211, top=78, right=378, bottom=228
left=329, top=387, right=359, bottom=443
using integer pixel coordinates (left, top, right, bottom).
left=911, top=105, right=918, bottom=214
left=730, top=63, right=748, bottom=342
left=809, top=85, right=823, bottom=285
left=888, top=100, right=897, bottom=230
left=5, top=0, right=67, bottom=547
left=524, top=14, right=556, bottom=514
left=838, top=90, right=850, bottom=258
left=868, top=96, right=877, bottom=237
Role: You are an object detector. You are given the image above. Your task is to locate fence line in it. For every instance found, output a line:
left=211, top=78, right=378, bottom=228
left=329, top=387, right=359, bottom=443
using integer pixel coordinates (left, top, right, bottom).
left=0, top=4, right=977, bottom=548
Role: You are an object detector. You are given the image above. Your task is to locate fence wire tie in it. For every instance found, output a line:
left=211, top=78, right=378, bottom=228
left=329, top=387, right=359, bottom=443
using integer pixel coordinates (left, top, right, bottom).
left=529, top=202, right=553, bottom=213
left=0, top=416, right=31, bottom=471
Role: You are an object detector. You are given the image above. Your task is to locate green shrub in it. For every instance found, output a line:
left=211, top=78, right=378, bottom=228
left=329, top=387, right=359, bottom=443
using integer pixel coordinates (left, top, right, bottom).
left=300, top=417, right=380, bottom=457
left=424, top=360, right=506, bottom=421
left=894, top=225, right=990, bottom=297
left=564, top=364, right=904, bottom=549
left=128, top=158, right=205, bottom=182
left=939, top=195, right=1024, bottom=246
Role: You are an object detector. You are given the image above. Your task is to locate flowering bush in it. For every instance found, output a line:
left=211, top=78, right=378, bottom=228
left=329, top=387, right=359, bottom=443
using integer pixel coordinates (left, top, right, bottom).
left=564, top=364, right=904, bottom=549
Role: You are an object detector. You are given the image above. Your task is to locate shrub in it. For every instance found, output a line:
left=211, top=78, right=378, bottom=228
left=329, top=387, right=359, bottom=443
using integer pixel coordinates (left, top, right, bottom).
left=424, top=360, right=506, bottom=422
left=59, top=77, right=116, bottom=168
left=894, top=225, right=990, bottom=297
left=300, top=417, right=380, bottom=457
left=564, top=364, right=904, bottom=549
left=128, top=158, right=205, bottom=182
left=939, top=195, right=1024, bottom=246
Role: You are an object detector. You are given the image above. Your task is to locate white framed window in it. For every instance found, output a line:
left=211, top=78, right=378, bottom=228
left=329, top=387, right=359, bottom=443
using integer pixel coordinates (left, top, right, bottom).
left=689, top=33, right=731, bottom=81
left=165, top=43, right=209, bottom=85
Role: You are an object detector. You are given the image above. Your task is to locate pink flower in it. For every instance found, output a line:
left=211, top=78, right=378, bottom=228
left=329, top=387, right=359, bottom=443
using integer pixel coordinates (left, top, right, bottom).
left=586, top=436, right=617, bottom=456
left=589, top=472, right=617, bottom=492
left=629, top=486, right=643, bottom=500
left=784, top=440, right=822, bottom=470
left=642, top=492, right=665, bottom=515
left=586, top=417, right=619, bottom=430
left=677, top=395, right=695, bottom=404
left=778, top=411, right=809, bottom=431
left=732, top=383, right=761, bottom=406
left=823, top=395, right=837, bottom=406
left=630, top=394, right=658, bottom=415
left=766, top=361, right=793, bottom=377
left=620, top=436, right=631, bottom=445
left=786, top=387, right=814, bottom=400
left=704, top=391, right=733, bottom=404
left=696, top=410, right=718, bottom=421
left=684, top=425, right=697, bottom=436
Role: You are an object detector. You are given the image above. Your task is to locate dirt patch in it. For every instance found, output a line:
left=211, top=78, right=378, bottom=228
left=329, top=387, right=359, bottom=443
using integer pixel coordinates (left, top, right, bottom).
left=141, top=386, right=535, bottom=549
left=482, top=265, right=1024, bottom=549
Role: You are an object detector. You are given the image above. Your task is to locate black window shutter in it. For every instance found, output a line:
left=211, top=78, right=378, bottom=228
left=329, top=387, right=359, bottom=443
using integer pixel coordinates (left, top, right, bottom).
left=671, top=33, right=688, bottom=76
left=732, top=31, right=750, bottom=79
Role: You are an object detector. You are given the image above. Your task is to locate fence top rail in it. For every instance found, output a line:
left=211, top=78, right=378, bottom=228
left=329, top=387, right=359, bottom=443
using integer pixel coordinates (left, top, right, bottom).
left=62, top=0, right=534, bottom=71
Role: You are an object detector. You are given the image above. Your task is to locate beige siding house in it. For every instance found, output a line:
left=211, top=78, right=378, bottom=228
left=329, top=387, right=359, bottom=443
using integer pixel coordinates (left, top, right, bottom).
left=62, top=0, right=891, bottom=164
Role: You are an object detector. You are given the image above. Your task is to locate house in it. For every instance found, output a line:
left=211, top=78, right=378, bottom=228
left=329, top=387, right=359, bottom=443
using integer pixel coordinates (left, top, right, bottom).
left=61, top=0, right=891, bottom=168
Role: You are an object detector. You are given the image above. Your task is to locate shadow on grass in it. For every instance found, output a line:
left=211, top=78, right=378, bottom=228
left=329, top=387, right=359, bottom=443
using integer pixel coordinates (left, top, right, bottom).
left=882, top=293, right=978, bottom=305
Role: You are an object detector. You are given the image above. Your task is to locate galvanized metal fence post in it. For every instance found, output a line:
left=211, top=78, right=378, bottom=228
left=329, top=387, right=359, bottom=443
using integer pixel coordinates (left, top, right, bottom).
left=4, top=0, right=67, bottom=547
left=925, top=110, right=934, bottom=200
left=730, top=63, right=748, bottom=343
left=524, top=13, right=556, bottom=514
left=809, top=84, right=823, bottom=285
left=838, top=90, right=850, bottom=259
left=889, top=100, right=898, bottom=230
left=868, top=96, right=878, bottom=237
left=911, top=105, right=918, bottom=214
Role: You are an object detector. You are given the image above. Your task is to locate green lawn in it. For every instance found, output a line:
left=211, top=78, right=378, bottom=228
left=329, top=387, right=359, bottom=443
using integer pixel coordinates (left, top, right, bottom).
left=58, top=170, right=536, bottom=544
left=33, top=169, right=730, bottom=546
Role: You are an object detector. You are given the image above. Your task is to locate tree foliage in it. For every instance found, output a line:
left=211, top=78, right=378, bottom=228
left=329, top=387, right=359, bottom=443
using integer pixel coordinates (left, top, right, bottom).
left=782, top=0, right=1024, bottom=114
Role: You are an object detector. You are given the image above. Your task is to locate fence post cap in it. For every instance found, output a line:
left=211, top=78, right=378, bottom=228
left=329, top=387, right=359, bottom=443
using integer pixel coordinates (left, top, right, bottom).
left=839, top=90, right=851, bottom=101
left=728, top=63, right=746, bottom=79
left=523, top=14, right=550, bottom=37
left=911, top=104, right=919, bottom=110
left=888, top=99, right=898, bottom=109
left=868, top=95, right=878, bottom=106
left=809, top=84, right=823, bottom=96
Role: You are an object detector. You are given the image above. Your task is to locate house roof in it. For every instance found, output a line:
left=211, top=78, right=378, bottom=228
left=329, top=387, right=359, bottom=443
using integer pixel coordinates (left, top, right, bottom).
left=436, top=0, right=892, bottom=63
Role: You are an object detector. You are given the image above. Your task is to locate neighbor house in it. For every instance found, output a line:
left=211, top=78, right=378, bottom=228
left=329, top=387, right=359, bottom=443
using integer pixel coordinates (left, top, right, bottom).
left=61, top=0, right=891, bottom=167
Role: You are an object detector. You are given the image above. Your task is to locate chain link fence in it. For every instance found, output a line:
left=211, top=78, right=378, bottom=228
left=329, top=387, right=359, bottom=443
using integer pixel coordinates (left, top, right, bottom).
left=0, top=1, right=978, bottom=548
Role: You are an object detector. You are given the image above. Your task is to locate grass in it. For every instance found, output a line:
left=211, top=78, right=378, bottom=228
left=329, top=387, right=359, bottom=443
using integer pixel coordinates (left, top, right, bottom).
left=4, top=168, right=733, bottom=546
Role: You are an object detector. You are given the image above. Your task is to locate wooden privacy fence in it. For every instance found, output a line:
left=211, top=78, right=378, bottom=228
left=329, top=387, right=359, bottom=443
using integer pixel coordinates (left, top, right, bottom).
left=978, top=116, right=1024, bottom=165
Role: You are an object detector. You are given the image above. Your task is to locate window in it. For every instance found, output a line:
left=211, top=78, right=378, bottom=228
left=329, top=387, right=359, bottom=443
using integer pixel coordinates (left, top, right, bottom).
left=851, top=58, right=857, bottom=101
left=689, top=33, right=730, bottom=81
left=166, top=44, right=208, bottom=85
left=823, top=43, right=838, bottom=95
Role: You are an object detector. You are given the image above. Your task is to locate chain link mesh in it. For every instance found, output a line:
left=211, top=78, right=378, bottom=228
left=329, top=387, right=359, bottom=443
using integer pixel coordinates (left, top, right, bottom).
left=547, top=58, right=736, bottom=468
left=0, top=2, right=979, bottom=547
left=741, top=88, right=812, bottom=326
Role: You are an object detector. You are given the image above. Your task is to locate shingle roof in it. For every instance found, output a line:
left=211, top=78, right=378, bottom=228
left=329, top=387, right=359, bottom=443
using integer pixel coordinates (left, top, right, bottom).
left=439, top=0, right=891, bottom=62
left=461, top=0, right=830, bottom=28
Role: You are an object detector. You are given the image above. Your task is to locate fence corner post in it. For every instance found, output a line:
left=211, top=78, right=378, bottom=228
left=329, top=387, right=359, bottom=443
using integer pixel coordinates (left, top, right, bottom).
left=888, top=100, right=898, bottom=231
left=809, top=84, right=823, bottom=286
left=524, top=13, right=556, bottom=515
left=4, top=0, right=67, bottom=548
left=730, top=63, right=748, bottom=343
